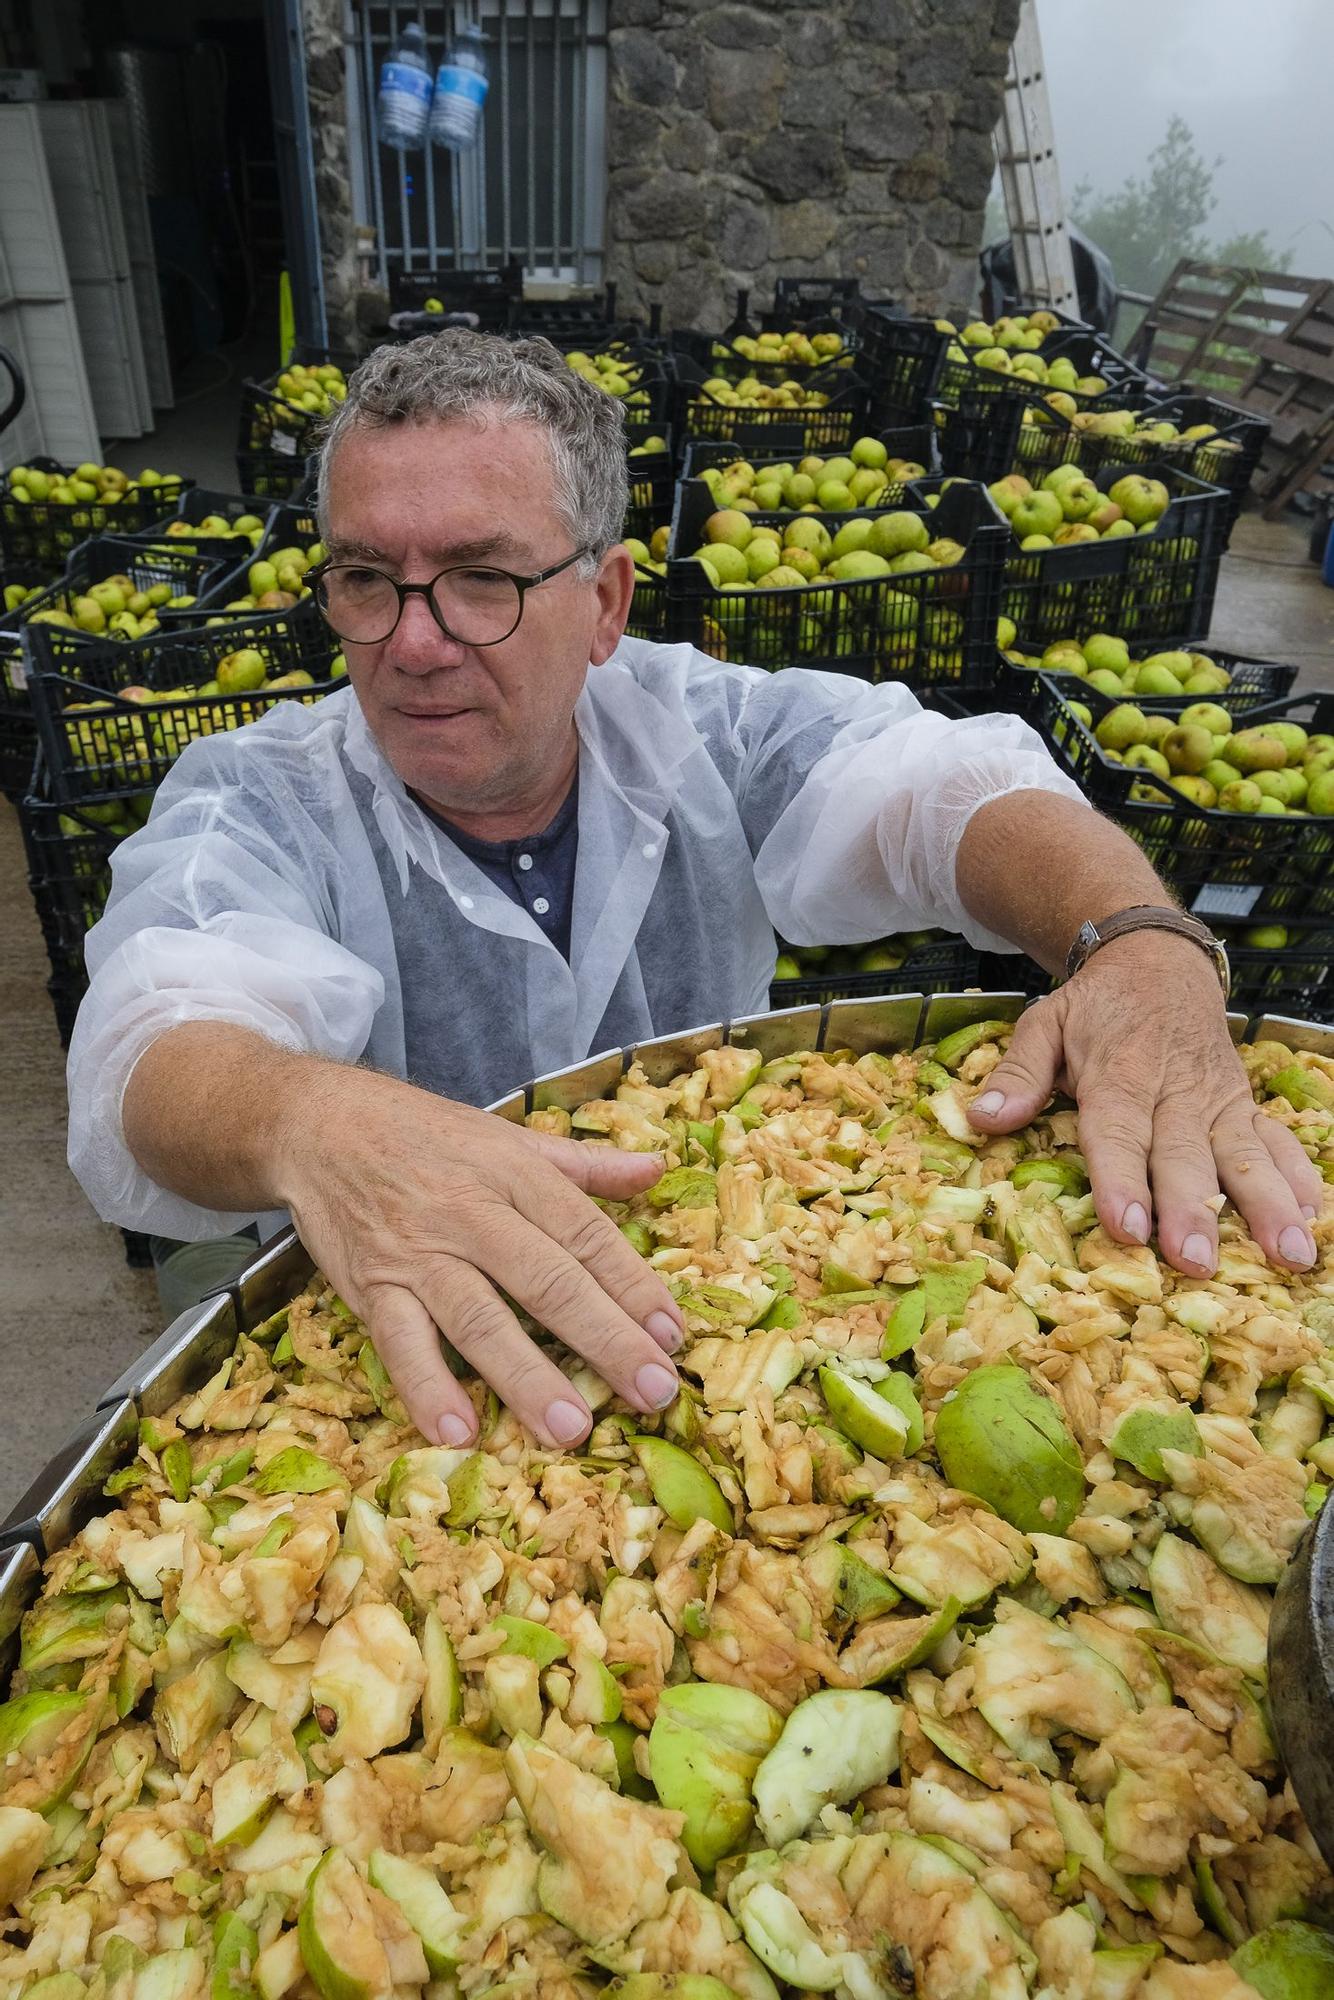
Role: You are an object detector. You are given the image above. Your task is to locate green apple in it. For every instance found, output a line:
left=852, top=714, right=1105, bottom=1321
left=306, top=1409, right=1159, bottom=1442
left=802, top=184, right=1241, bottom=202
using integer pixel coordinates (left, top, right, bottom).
left=1218, top=779, right=1264, bottom=813
left=703, top=510, right=752, bottom=550
left=1307, top=769, right=1334, bottom=814
left=1180, top=701, right=1233, bottom=736
left=1010, top=489, right=1063, bottom=540
left=1136, top=663, right=1187, bottom=697
left=867, top=511, right=929, bottom=560
left=829, top=550, right=892, bottom=581
left=1227, top=728, right=1288, bottom=774
left=1202, top=758, right=1241, bottom=793
left=934, top=1363, right=1083, bottom=1534
left=1081, top=633, right=1130, bottom=676
left=1161, top=725, right=1214, bottom=774
left=1095, top=703, right=1148, bottom=753
left=1123, top=744, right=1172, bottom=780
left=1108, top=474, right=1170, bottom=526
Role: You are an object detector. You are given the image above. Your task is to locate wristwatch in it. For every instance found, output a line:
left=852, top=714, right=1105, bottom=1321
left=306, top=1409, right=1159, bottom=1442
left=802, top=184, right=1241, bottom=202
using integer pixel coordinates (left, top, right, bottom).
left=1065, top=904, right=1231, bottom=997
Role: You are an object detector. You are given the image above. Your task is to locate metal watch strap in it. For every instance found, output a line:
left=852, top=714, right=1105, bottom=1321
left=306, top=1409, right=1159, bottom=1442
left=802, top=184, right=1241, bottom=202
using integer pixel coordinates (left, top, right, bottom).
left=1065, top=904, right=1231, bottom=996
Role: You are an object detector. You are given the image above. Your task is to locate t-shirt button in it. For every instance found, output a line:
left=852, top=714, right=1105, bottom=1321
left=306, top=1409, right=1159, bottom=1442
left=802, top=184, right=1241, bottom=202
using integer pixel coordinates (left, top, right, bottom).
left=642, top=842, right=657, bottom=858
left=459, top=894, right=474, bottom=910
left=532, top=896, right=551, bottom=916
left=517, top=853, right=533, bottom=871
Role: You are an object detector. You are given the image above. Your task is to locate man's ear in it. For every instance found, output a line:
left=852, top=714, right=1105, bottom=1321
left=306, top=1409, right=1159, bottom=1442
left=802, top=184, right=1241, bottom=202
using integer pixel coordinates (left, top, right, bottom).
left=589, top=544, right=637, bottom=665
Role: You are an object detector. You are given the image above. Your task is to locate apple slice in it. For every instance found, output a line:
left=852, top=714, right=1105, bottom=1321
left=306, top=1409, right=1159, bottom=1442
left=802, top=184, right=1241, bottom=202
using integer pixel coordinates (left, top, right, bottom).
left=367, top=1848, right=462, bottom=1975
left=817, top=1366, right=909, bottom=1460
left=632, top=1437, right=733, bottom=1533
left=752, top=1690, right=902, bottom=1847
left=298, top=1848, right=391, bottom=2000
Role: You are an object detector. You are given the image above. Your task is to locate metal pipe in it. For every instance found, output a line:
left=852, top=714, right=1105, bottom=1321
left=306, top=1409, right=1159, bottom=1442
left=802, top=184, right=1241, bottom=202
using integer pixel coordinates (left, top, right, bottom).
left=364, top=1, right=389, bottom=287
left=551, top=0, right=562, bottom=276
left=526, top=0, right=536, bottom=273
left=423, top=0, right=439, bottom=271
left=473, top=0, right=488, bottom=264
left=499, top=0, right=512, bottom=262
left=572, top=0, right=586, bottom=283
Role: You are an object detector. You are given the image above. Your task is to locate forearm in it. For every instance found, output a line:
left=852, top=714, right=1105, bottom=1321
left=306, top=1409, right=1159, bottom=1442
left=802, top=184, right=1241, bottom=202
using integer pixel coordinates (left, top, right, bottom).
left=956, top=789, right=1171, bottom=973
left=121, top=1022, right=337, bottom=1215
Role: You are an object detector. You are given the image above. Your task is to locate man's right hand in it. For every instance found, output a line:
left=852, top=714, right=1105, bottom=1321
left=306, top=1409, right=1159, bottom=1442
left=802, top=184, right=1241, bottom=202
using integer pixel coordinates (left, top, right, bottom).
left=275, top=1065, right=684, bottom=1448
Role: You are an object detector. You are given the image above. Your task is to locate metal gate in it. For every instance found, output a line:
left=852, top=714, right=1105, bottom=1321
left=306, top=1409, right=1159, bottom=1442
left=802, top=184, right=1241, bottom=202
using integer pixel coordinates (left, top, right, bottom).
left=346, top=0, right=608, bottom=290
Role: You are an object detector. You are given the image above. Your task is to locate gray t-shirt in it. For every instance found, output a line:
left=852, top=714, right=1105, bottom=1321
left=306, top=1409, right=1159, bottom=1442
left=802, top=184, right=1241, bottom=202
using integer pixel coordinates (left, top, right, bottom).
left=417, top=774, right=579, bottom=960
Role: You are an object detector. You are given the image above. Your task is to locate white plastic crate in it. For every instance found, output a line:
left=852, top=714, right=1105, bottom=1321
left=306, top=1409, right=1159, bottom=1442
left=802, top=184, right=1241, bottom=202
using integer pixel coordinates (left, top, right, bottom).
left=105, top=101, right=172, bottom=412
left=35, top=101, right=151, bottom=440
left=0, top=104, right=99, bottom=466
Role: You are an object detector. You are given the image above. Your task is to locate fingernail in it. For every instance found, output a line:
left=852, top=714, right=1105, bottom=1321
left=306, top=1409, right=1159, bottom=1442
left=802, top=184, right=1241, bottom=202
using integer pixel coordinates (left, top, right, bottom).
left=1279, top=1225, right=1316, bottom=1267
left=437, top=1412, right=474, bottom=1447
left=1181, top=1232, right=1214, bottom=1271
left=972, top=1090, right=1005, bottom=1117
left=1302, top=1204, right=1318, bottom=1221
left=1122, top=1202, right=1150, bottom=1244
left=545, top=1398, right=590, bottom=1444
left=646, top=1310, right=682, bottom=1352
left=635, top=1362, right=679, bottom=1410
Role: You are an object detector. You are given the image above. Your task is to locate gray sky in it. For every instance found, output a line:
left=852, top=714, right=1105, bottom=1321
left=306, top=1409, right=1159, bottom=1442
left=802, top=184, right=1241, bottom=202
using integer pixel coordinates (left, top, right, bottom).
left=1036, top=0, right=1334, bottom=279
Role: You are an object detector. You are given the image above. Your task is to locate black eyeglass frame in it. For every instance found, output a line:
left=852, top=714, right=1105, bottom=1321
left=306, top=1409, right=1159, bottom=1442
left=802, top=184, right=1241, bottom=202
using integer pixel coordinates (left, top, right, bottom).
left=308, top=547, right=595, bottom=646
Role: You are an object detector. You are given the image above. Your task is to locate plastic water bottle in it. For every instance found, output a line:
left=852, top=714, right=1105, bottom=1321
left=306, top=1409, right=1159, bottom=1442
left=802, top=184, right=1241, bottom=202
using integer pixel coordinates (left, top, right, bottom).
left=429, top=25, right=489, bottom=152
left=377, top=21, right=433, bottom=151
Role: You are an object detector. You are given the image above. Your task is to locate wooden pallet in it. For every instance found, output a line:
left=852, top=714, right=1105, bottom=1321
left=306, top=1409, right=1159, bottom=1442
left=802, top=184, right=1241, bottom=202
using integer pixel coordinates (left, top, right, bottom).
left=1236, top=287, right=1334, bottom=514
left=1138, top=259, right=1330, bottom=398
left=1134, top=259, right=1334, bottom=511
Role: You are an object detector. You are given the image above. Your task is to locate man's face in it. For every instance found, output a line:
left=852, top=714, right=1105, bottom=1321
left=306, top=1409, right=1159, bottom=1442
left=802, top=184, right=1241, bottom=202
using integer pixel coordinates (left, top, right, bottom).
left=323, top=416, right=630, bottom=813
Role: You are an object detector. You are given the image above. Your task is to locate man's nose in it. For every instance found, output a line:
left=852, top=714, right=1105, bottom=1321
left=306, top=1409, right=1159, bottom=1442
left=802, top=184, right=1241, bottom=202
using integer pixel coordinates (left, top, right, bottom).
left=385, top=587, right=467, bottom=673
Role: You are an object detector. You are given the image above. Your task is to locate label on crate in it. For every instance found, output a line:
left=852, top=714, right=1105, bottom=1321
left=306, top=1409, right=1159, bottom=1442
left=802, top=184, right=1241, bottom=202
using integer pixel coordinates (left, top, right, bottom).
left=271, top=433, right=299, bottom=456
left=9, top=655, right=26, bottom=690
left=1191, top=883, right=1263, bottom=920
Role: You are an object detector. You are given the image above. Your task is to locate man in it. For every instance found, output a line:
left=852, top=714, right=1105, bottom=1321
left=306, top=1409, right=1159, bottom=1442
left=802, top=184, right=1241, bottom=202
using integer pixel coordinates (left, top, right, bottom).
left=69, top=332, right=1320, bottom=1454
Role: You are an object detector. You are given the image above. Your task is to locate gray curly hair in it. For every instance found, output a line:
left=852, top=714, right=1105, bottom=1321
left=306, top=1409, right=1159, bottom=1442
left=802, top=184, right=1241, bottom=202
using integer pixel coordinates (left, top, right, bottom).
left=314, top=330, right=630, bottom=573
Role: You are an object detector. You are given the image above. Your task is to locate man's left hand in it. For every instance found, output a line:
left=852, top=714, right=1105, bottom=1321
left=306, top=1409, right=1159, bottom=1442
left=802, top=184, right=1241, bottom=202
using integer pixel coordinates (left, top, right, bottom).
left=966, top=931, right=1322, bottom=1277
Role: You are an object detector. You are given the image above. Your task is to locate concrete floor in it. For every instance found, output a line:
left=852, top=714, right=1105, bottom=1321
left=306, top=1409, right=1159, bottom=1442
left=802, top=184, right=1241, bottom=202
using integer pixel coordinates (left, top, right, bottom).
left=1, top=343, right=1332, bottom=1520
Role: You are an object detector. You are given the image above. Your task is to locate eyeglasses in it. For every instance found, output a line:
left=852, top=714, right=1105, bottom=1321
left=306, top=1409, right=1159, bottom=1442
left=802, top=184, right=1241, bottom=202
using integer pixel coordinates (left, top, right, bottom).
left=309, top=548, right=592, bottom=647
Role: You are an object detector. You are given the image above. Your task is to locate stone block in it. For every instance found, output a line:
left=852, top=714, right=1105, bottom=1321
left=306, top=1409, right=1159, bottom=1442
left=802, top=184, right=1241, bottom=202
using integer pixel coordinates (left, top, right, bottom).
left=611, top=25, right=680, bottom=103
left=900, top=31, right=967, bottom=92
left=718, top=199, right=772, bottom=270
left=746, top=129, right=847, bottom=200
left=844, top=221, right=910, bottom=293
left=662, top=111, right=721, bottom=172
left=698, top=3, right=777, bottom=47
left=947, top=126, right=997, bottom=211
left=624, top=171, right=709, bottom=238
left=704, top=44, right=785, bottom=129
left=849, top=0, right=916, bottom=39
left=845, top=97, right=927, bottom=165
left=609, top=0, right=665, bottom=23
left=633, top=238, right=681, bottom=286
left=779, top=67, right=847, bottom=131
left=770, top=197, right=837, bottom=262
left=790, top=14, right=843, bottom=66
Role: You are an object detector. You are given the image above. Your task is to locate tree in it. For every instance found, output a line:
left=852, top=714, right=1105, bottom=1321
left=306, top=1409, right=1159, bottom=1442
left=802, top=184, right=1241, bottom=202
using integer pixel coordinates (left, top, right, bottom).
left=1070, top=115, right=1218, bottom=299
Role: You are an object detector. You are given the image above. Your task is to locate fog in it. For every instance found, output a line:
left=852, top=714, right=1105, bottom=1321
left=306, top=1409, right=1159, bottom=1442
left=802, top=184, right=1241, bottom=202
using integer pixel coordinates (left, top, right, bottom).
left=1036, top=0, right=1334, bottom=280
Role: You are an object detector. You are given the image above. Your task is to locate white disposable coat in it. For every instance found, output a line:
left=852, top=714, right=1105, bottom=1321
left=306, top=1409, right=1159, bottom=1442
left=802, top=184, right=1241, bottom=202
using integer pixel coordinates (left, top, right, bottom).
left=67, top=636, right=1086, bottom=1238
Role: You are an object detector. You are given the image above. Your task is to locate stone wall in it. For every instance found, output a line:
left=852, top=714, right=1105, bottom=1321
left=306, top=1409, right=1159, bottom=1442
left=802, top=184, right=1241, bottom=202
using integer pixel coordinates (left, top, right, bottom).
left=605, top=0, right=1021, bottom=330
left=302, top=0, right=359, bottom=351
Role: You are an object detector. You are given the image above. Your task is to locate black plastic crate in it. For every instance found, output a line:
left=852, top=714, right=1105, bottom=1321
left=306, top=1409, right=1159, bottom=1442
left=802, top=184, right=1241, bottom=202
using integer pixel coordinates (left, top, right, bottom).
left=28, top=597, right=344, bottom=805
left=1220, top=924, right=1334, bottom=1021
left=1, top=565, right=51, bottom=798
left=625, top=564, right=668, bottom=644
left=768, top=276, right=868, bottom=321
left=1036, top=674, right=1334, bottom=922
left=935, top=324, right=1154, bottom=412
left=671, top=355, right=871, bottom=458
left=1, top=459, right=193, bottom=572
left=938, top=389, right=1268, bottom=533
left=570, top=344, right=674, bottom=429
left=679, top=423, right=938, bottom=506
left=389, top=261, right=523, bottom=326
left=665, top=477, right=1007, bottom=690
left=18, top=764, right=134, bottom=984
left=236, top=346, right=357, bottom=500
left=121, top=487, right=275, bottom=561
left=672, top=318, right=864, bottom=388
left=769, top=933, right=982, bottom=1006
left=1, top=540, right=248, bottom=802
left=995, top=646, right=1297, bottom=724
left=980, top=460, right=1231, bottom=648
left=624, top=433, right=675, bottom=546
left=843, top=305, right=953, bottom=426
